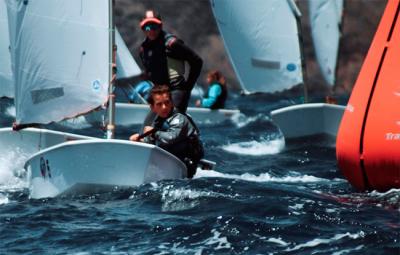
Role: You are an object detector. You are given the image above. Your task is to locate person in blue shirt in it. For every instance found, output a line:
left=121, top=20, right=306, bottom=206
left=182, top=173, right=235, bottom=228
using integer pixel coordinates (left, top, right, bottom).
left=195, top=70, right=227, bottom=109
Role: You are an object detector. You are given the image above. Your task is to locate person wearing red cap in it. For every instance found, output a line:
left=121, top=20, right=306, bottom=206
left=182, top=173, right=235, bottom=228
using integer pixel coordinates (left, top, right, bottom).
left=139, top=10, right=203, bottom=115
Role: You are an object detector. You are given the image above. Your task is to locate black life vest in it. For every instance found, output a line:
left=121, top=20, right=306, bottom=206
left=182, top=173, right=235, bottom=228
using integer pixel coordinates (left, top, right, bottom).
left=206, top=83, right=228, bottom=109
left=140, top=31, right=185, bottom=89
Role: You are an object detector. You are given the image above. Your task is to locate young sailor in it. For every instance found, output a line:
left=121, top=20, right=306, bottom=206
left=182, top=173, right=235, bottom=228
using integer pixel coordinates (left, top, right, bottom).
left=129, top=85, right=203, bottom=178
left=139, top=10, right=203, bottom=113
left=196, top=70, right=228, bottom=109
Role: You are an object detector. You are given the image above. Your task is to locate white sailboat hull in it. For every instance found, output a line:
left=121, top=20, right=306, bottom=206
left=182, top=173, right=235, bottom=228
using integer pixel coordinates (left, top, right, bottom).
left=25, top=139, right=187, bottom=198
left=85, top=103, right=240, bottom=126
left=270, top=103, right=345, bottom=139
left=0, top=127, right=92, bottom=156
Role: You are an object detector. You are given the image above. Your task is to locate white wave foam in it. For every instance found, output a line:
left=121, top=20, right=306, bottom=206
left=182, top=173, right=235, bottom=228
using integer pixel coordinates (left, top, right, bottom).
left=195, top=169, right=327, bottom=183
left=204, top=229, right=232, bottom=250
left=0, top=148, right=28, bottom=191
left=222, top=137, right=285, bottom=156
left=267, top=237, right=289, bottom=246
left=231, top=113, right=268, bottom=128
left=0, top=193, right=9, bottom=205
left=160, top=185, right=237, bottom=212
left=29, top=177, right=60, bottom=199
left=331, top=245, right=364, bottom=255
left=286, top=231, right=365, bottom=252
left=370, top=188, right=400, bottom=198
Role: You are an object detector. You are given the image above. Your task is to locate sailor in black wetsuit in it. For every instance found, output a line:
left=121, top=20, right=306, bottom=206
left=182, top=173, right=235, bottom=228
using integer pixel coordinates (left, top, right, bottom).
left=139, top=10, right=203, bottom=114
left=129, top=85, right=203, bottom=178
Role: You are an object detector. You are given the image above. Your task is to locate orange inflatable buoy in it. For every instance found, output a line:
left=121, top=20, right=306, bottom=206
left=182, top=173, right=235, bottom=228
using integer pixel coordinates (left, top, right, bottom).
left=336, top=0, right=400, bottom=191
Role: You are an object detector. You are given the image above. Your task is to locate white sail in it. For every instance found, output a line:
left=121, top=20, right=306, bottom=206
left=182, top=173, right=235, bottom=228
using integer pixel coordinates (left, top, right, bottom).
left=116, top=28, right=141, bottom=79
left=6, top=0, right=110, bottom=124
left=309, top=0, right=343, bottom=87
left=210, top=0, right=304, bottom=94
left=0, top=0, right=13, bottom=98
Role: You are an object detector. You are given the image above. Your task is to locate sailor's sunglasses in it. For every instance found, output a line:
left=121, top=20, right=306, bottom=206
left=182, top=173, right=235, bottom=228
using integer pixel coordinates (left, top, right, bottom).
left=142, top=23, right=160, bottom=31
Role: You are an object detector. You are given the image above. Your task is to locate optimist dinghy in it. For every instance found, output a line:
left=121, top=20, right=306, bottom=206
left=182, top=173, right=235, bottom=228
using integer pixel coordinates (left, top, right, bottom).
left=85, top=103, right=240, bottom=127
left=211, top=0, right=345, bottom=139
left=4, top=0, right=188, bottom=198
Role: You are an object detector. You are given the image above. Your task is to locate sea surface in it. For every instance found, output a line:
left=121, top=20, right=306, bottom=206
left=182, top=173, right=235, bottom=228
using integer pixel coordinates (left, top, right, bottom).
left=0, top=94, right=399, bottom=255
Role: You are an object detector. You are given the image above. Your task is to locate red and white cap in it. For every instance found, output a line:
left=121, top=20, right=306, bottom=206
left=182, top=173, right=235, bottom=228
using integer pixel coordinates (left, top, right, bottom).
left=140, top=10, right=162, bottom=28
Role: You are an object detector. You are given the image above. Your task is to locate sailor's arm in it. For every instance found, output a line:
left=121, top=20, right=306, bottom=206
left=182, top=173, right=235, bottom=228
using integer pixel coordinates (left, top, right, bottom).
left=201, top=84, right=222, bottom=108
left=154, top=115, right=189, bottom=146
left=169, top=40, right=203, bottom=90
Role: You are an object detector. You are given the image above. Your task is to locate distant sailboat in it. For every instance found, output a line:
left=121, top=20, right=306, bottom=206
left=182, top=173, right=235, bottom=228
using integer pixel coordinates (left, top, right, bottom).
left=210, top=0, right=304, bottom=94
left=309, top=0, right=343, bottom=87
left=210, top=0, right=345, bottom=139
left=2, top=0, right=187, bottom=198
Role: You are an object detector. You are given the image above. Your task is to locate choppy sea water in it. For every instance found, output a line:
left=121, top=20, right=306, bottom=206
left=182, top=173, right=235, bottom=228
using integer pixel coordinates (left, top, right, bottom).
left=0, top=95, right=399, bottom=255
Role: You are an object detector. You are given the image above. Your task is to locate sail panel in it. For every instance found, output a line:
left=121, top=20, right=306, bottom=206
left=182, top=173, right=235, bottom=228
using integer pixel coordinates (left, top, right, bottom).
left=309, top=0, right=343, bottom=87
left=0, top=0, right=13, bottom=98
left=6, top=0, right=110, bottom=124
left=116, top=28, right=141, bottom=79
left=210, top=0, right=303, bottom=93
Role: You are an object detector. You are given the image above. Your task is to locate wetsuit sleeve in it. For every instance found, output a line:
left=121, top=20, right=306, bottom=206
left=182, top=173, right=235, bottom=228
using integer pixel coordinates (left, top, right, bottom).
left=154, top=114, right=190, bottom=146
left=168, top=39, right=203, bottom=90
left=201, top=84, right=222, bottom=108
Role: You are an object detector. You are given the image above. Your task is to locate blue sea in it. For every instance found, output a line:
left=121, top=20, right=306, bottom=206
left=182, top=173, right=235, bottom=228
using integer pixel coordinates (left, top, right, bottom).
left=0, top=94, right=399, bottom=255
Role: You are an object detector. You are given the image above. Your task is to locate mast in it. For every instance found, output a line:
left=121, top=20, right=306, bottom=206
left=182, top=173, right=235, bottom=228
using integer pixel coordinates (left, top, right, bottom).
left=288, top=0, right=308, bottom=103
left=106, top=0, right=116, bottom=139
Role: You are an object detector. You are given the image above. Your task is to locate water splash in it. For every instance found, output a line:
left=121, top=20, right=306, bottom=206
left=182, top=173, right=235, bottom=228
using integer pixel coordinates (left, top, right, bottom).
left=195, top=169, right=328, bottom=183
left=231, top=113, right=268, bottom=128
left=0, top=148, right=29, bottom=204
left=0, top=147, right=28, bottom=191
left=160, top=184, right=237, bottom=212
left=222, top=135, right=285, bottom=155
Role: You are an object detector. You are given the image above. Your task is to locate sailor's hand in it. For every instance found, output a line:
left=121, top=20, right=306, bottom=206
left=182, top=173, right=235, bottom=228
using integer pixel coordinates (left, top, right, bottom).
left=129, top=133, right=141, bottom=142
left=143, top=126, right=154, bottom=133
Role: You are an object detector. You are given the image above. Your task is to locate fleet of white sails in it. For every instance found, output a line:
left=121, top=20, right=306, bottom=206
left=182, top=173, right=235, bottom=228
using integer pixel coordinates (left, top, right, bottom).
left=210, top=0, right=345, bottom=138
left=210, top=0, right=344, bottom=93
left=0, top=0, right=347, bottom=197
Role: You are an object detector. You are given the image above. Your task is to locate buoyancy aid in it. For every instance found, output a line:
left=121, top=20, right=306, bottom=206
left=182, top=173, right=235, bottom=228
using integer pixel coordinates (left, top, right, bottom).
left=140, top=31, right=186, bottom=89
left=206, top=82, right=227, bottom=109
left=146, top=109, right=204, bottom=177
